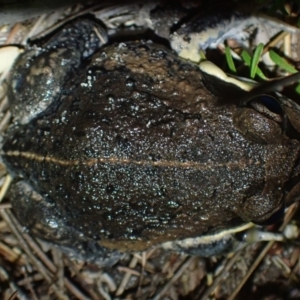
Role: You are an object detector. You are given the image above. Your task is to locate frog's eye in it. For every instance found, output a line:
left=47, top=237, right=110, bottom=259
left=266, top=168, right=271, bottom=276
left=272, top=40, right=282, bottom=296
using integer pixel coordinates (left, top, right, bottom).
left=247, top=95, right=283, bottom=122
left=273, top=93, right=300, bottom=136
left=252, top=95, right=281, bottom=111
left=233, top=94, right=285, bottom=144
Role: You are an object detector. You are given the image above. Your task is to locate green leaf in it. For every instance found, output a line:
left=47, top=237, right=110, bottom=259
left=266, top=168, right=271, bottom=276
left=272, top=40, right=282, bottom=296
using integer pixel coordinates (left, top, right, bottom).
left=199, top=50, right=206, bottom=61
left=241, top=50, right=251, bottom=66
left=225, top=46, right=236, bottom=73
left=269, top=50, right=298, bottom=73
left=295, top=83, right=300, bottom=94
left=241, top=50, right=268, bottom=80
left=250, top=43, right=264, bottom=79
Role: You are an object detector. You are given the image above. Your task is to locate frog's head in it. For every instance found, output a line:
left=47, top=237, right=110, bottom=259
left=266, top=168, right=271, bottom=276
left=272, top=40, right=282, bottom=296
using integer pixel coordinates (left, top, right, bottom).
left=200, top=61, right=300, bottom=224
left=237, top=91, right=300, bottom=224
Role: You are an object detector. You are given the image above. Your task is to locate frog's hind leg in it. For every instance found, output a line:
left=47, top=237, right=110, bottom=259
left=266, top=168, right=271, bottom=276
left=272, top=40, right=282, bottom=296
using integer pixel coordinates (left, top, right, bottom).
left=9, top=181, right=121, bottom=267
left=8, top=19, right=108, bottom=124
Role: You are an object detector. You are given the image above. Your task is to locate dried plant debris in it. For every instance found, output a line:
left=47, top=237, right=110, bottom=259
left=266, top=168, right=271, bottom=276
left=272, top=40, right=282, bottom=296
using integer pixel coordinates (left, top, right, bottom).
left=1, top=1, right=300, bottom=299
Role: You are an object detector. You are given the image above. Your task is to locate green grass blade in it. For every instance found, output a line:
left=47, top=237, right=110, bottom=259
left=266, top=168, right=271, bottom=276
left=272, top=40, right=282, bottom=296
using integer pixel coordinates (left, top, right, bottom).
left=250, top=43, right=264, bottom=78
left=241, top=50, right=268, bottom=80
left=295, top=83, right=300, bottom=94
left=225, top=46, right=236, bottom=73
left=241, top=50, right=251, bottom=66
left=269, top=49, right=298, bottom=73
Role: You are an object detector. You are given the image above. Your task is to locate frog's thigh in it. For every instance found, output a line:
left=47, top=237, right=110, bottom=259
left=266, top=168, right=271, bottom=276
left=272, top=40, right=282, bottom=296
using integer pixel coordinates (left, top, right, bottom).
left=10, top=181, right=121, bottom=266
left=9, top=19, right=108, bottom=124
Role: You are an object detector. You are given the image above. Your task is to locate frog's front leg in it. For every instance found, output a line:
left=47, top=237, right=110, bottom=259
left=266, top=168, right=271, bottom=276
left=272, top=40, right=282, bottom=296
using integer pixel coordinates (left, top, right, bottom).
left=9, top=19, right=108, bottom=124
left=10, top=181, right=122, bottom=266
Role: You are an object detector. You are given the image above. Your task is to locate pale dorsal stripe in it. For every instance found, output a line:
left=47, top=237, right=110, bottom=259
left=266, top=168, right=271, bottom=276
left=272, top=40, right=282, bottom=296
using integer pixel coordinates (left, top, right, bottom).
left=3, top=150, right=255, bottom=170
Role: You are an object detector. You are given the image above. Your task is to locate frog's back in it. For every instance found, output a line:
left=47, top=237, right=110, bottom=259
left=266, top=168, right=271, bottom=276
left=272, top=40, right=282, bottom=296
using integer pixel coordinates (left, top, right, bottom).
left=3, top=43, right=299, bottom=250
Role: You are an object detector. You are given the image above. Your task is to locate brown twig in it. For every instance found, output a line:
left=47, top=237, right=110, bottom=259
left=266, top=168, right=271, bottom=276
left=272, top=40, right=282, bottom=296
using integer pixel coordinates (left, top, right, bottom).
left=228, top=203, right=298, bottom=300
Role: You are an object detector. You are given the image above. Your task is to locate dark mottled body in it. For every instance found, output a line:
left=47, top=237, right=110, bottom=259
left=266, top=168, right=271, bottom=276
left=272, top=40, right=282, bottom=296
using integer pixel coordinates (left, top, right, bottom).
left=3, top=42, right=300, bottom=255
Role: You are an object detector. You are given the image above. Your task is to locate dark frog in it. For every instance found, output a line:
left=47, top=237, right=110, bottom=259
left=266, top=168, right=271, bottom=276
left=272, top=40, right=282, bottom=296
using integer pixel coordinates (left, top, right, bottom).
left=2, top=14, right=300, bottom=266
